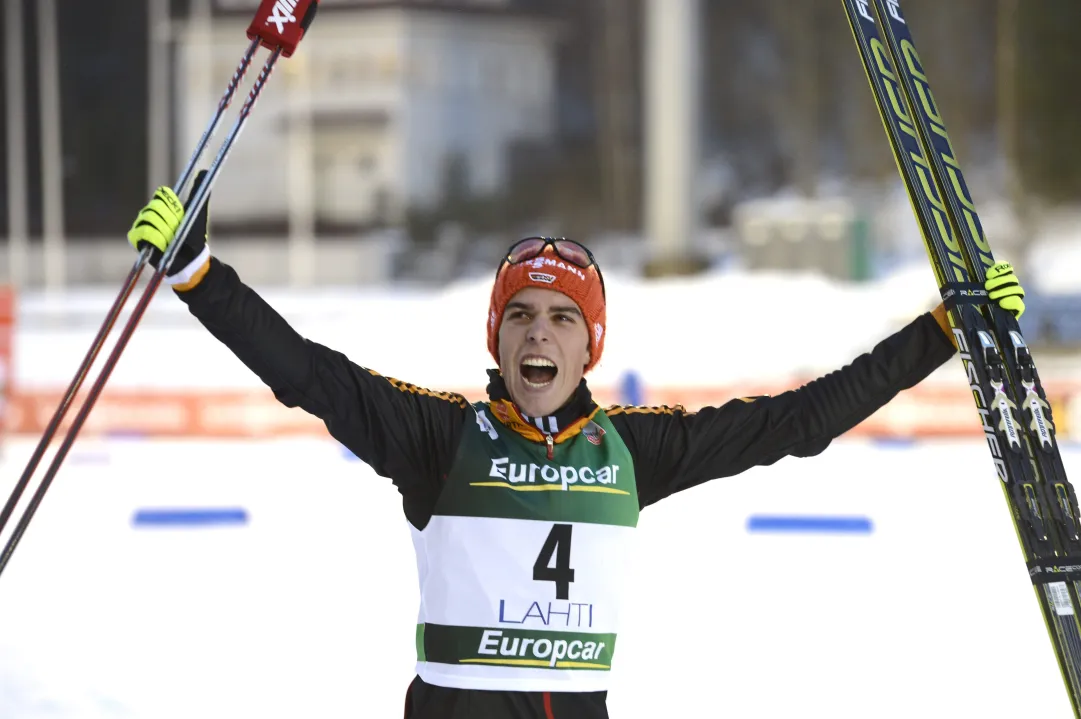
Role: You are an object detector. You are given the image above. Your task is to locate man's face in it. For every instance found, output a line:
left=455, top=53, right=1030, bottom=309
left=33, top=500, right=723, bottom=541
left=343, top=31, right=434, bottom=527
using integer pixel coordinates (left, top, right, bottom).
left=497, top=287, right=591, bottom=419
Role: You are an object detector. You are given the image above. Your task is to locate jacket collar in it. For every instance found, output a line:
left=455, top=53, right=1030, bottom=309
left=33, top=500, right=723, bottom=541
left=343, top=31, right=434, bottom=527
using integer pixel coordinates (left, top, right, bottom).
left=484, top=369, right=600, bottom=444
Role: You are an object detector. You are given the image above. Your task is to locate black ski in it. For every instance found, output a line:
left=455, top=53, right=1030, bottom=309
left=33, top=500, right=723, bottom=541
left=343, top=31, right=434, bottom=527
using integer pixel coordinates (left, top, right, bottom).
left=842, top=0, right=1081, bottom=713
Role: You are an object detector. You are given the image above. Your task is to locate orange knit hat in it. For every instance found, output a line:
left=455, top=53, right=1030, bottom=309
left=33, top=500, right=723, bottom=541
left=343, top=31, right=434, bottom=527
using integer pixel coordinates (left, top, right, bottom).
left=487, top=242, right=606, bottom=374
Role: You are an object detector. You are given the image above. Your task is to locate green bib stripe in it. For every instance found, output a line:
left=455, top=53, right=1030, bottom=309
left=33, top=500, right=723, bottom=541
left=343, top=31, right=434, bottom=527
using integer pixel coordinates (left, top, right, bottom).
left=410, top=403, right=639, bottom=693
left=433, top=408, right=638, bottom=527
left=418, top=623, right=617, bottom=671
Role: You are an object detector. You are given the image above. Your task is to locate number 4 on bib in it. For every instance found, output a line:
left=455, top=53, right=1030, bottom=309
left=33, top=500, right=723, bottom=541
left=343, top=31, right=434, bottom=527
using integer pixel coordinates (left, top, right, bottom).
left=534, top=524, right=575, bottom=600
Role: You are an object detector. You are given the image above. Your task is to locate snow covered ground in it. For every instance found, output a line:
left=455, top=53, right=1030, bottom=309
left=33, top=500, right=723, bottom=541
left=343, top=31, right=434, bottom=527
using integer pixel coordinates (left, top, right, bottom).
left=0, top=436, right=1076, bottom=718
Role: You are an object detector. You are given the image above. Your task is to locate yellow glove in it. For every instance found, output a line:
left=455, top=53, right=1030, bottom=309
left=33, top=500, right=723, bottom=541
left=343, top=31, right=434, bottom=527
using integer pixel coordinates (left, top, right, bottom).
left=985, top=262, right=1025, bottom=319
left=127, top=186, right=185, bottom=254
left=126, top=171, right=211, bottom=290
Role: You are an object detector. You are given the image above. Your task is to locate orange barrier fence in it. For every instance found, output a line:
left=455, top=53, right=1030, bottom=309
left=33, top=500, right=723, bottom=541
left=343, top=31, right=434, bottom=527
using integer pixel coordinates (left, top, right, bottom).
left=6, top=380, right=1080, bottom=440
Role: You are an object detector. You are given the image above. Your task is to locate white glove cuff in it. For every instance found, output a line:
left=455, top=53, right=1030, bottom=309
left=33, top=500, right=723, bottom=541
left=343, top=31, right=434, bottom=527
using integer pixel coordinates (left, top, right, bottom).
left=164, top=244, right=211, bottom=287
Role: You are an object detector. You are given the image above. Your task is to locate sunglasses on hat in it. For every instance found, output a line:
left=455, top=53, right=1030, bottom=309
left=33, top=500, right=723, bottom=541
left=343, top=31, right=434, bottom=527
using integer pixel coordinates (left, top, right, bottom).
left=497, top=237, right=606, bottom=299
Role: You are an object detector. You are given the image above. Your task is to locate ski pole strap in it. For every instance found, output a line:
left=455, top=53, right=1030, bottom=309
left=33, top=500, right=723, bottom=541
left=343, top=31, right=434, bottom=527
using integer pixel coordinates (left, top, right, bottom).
left=940, top=282, right=988, bottom=310
left=1028, top=559, right=1081, bottom=584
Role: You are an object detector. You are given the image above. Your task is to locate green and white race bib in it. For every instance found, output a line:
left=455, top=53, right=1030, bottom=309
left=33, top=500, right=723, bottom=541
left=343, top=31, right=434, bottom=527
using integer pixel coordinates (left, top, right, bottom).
left=411, top=405, right=639, bottom=692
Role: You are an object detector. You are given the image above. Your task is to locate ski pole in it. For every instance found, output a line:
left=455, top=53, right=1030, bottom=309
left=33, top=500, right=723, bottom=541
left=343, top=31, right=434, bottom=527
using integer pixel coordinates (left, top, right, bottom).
left=0, top=36, right=261, bottom=541
left=0, top=0, right=320, bottom=579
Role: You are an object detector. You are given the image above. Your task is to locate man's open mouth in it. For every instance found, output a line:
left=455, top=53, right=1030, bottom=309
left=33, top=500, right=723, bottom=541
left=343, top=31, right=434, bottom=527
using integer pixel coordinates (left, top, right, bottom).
left=520, top=356, right=558, bottom=387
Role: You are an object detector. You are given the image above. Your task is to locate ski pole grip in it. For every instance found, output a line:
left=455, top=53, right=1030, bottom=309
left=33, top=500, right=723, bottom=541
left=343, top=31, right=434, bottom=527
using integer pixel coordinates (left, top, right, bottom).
left=246, top=0, right=319, bottom=58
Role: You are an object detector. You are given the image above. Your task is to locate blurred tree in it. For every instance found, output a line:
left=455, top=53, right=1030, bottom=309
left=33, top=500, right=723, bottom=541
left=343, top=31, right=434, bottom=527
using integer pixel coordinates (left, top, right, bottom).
left=0, top=0, right=45, bottom=240
left=996, top=0, right=1024, bottom=228
left=702, top=1, right=787, bottom=198
left=1017, top=0, right=1081, bottom=204
left=767, top=0, right=822, bottom=197
left=58, top=0, right=149, bottom=238
left=594, top=0, right=641, bottom=231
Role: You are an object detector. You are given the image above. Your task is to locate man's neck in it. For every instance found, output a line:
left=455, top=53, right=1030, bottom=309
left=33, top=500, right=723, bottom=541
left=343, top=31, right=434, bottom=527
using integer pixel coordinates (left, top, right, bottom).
left=485, top=370, right=596, bottom=435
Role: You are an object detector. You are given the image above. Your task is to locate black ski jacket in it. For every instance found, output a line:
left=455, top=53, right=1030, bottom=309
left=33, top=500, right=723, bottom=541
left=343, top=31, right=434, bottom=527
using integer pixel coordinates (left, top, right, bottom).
left=176, top=256, right=957, bottom=718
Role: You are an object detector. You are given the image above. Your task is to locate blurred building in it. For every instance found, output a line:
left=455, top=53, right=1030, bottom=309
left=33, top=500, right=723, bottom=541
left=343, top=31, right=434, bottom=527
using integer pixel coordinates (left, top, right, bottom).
left=2, top=0, right=1080, bottom=306
left=178, top=0, right=560, bottom=229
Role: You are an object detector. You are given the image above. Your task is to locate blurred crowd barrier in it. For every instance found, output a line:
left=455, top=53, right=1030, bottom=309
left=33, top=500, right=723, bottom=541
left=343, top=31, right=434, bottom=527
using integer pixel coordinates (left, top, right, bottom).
left=9, top=379, right=1081, bottom=442
left=7, top=267, right=1081, bottom=444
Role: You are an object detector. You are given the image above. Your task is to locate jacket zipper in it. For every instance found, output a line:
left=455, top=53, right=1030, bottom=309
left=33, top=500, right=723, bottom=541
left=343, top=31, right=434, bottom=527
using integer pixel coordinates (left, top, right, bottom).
left=545, top=434, right=554, bottom=460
